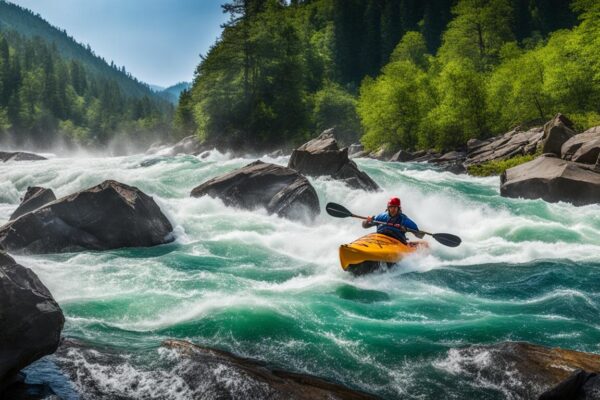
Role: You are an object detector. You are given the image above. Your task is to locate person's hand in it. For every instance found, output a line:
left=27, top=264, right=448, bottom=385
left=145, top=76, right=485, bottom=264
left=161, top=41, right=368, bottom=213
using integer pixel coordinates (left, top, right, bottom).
left=394, top=224, right=406, bottom=232
left=366, top=216, right=373, bottom=224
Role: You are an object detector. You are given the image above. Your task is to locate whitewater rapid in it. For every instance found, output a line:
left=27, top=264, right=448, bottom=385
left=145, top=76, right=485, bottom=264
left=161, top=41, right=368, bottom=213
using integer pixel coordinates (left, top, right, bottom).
left=2, top=151, right=599, bottom=399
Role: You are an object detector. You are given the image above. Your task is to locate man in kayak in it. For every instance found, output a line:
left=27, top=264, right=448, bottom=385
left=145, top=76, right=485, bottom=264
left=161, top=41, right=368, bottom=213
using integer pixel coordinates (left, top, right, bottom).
left=362, top=197, right=424, bottom=243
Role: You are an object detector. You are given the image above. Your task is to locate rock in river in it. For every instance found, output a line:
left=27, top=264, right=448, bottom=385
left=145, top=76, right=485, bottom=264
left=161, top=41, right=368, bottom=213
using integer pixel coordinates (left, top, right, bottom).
left=288, top=129, right=379, bottom=192
left=191, top=160, right=320, bottom=222
left=500, top=155, right=600, bottom=206
left=9, top=186, right=56, bottom=221
left=0, top=252, right=64, bottom=392
left=0, top=180, right=174, bottom=254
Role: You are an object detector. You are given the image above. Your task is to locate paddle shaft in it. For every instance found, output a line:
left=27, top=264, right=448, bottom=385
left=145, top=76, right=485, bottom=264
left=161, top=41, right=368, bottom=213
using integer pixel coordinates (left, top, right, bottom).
left=350, top=213, right=430, bottom=236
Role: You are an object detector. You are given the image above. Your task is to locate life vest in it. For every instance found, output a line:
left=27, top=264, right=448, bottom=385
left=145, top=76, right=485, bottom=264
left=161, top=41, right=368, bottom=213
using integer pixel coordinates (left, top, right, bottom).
left=373, top=212, right=418, bottom=243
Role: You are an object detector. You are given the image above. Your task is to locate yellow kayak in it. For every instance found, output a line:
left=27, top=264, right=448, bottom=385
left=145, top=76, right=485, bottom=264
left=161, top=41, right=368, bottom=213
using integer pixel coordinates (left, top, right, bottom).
left=339, top=233, right=428, bottom=274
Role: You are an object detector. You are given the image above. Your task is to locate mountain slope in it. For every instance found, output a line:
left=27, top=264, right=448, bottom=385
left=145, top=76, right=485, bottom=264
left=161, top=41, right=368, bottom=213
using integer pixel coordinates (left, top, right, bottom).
left=0, top=0, right=159, bottom=99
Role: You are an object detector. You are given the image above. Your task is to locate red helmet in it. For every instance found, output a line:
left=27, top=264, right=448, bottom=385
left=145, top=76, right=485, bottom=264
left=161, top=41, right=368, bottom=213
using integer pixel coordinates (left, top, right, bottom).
left=387, top=197, right=401, bottom=207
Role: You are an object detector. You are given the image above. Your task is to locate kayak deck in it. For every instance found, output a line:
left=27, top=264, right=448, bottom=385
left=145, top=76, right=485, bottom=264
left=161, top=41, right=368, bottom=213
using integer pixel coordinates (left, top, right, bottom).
left=339, top=233, right=428, bottom=274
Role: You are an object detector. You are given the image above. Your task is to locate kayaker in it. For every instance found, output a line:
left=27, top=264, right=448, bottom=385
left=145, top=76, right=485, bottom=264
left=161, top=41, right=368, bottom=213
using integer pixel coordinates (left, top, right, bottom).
left=362, top=197, right=424, bottom=243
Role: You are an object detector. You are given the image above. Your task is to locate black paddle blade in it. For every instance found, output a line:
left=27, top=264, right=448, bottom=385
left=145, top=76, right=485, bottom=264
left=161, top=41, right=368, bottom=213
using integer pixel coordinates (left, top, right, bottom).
left=432, top=233, right=462, bottom=247
left=326, top=202, right=352, bottom=218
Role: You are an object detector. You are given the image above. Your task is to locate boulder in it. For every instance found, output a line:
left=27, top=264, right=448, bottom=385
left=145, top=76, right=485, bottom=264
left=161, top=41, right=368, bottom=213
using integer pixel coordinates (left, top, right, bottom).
left=368, top=146, right=395, bottom=160
left=53, top=339, right=378, bottom=400
left=0, top=180, right=174, bottom=254
left=464, top=126, right=544, bottom=167
left=561, top=126, right=600, bottom=161
left=348, top=143, right=364, bottom=157
left=539, top=370, right=600, bottom=400
left=0, top=253, right=64, bottom=392
left=0, top=151, right=47, bottom=162
left=389, top=149, right=416, bottom=162
left=428, top=151, right=467, bottom=174
left=191, top=160, right=320, bottom=222
left=572, top=137, right=600, bottom=165
left=9, top=187, right=56, bottom=221
left=436, top=342, right=600, bottom=399
left=540, top=113, right=576, bottom=156
left=288, top=129, right=379, bottom=191
left=412, top=150, right=441, bottom=163
left=161, top=340, right=379, bottom=400
left=500, top=155, right=600, bottom=206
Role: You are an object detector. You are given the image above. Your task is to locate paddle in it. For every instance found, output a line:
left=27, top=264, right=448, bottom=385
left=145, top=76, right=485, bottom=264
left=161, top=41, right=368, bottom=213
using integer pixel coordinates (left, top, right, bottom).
left=325, top=202, right=462, bottom=248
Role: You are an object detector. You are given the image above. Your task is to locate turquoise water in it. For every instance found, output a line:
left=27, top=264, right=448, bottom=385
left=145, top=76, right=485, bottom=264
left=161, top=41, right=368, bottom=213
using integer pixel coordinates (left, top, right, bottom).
left=2, top=151, right=599, bottom=399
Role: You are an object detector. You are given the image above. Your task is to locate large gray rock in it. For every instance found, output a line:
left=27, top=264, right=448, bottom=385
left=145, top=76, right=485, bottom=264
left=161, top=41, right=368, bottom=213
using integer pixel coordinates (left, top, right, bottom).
left=540, top=113, right=576, bottom=155
left=500, top=155, right=600, bottom=206
left=0, top=151, right=47, bottom=162
left=561, top=126, right=600, bottom=161
left=288, top=129, right=379, bottom=191
left=572, top=137, right=600, bottom=165
left=52, top=339, right=378, bottom=400
left=9, top=187, right=56, bottom=221
left=437, top=342, right=600, bottom=400
left=0, top=253, right=64, bottom=392
left=465, top=126, right=544, bottom=167
left=0, top=180, right=174, bottom=254
left=191, top=160, right=320, bottom=222
left=389, top=149, right=416, bottom=162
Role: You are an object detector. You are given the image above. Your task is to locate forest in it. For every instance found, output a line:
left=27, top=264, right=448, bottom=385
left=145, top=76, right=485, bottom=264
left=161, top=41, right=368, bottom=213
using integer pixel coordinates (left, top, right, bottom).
left=177, top=0, right=599, bottom=152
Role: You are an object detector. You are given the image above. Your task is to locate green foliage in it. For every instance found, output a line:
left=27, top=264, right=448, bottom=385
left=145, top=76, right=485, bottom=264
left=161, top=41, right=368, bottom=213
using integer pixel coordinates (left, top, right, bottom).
left=312, top=83, right=361, bottom=145
left=179, top=0, right=586, bottom=153
left=356, top=0, right=599, bottom=154
left=0, top=31, right=173, bottom=146
left=358, top=60, right=432, bottom=151
left=467, top=153, right=537, bottom=176
left=389, top=31, right=429, bottom=69
left=438, top=0, right=514, bottom=71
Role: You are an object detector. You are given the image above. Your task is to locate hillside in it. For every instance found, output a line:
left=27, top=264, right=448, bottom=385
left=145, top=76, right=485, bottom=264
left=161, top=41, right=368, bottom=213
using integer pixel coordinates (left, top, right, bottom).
left=0, top=0, right=160, bottom=100
left=155, top=82, right=190, bottom=104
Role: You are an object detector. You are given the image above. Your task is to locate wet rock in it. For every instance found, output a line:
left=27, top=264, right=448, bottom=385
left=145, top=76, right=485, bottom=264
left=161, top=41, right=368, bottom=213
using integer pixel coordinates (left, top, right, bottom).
left=436, top=342, right=600, bottom=399
left=348, top=143, right=364, bottom=157
left=0, top=151, right=47, bottom=162
left=161, top=340, right=380, bottom=400
left=464, top=126, right=544, bottom=167
left=191, top=160, right=320, bottom=222
left=539, top=370, right=600, bottom=400
left=541, top=113, right=576, bottom=156
left=500, top=155, right=600, bottom=206
left=288, top=129, right=379, bottom=191
left=412, top=150, right=441, bottom=163
left=561, top=126, right=600, bottom=161
left=572, top=137, right=600, bottom=165
left=52, top=339, right=379, bottom=400
left=389, top=149, right=416, bottom=162
left=429, top=151, right=467, bottom=173
left=9, top=187, right=56, bottom=221
left=368, top=146, right=395, bottom=160
left=0, top=180, right=174, bottom=254
left=0, top=253, right=64, bottom=392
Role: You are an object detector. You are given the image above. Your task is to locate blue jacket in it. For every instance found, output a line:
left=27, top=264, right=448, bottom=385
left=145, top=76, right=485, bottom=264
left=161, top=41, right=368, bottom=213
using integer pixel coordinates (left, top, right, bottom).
left=365, top=211, right=419, bottom=243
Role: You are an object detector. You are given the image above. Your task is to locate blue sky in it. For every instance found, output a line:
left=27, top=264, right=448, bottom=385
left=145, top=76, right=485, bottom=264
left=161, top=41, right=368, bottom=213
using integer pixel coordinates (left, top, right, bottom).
left=10, top=0, right=228, bottom=87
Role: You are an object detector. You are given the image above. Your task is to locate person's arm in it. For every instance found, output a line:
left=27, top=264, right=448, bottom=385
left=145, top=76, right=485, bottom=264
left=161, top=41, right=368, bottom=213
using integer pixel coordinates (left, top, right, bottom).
left=362, top=215, right=375, bottom=228
left=402, top=216, right=425, bottom=238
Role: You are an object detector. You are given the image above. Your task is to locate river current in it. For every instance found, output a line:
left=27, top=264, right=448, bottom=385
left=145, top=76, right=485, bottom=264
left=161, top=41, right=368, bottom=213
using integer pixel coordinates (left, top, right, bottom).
left=1, top=150, right=599, bottom=399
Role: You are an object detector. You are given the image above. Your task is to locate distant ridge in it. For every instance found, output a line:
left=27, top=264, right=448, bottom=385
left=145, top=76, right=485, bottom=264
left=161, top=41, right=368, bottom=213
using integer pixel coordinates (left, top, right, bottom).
left=157, top=82, right=191, bottom=104
left=0, top=0, right=160, bottom=100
